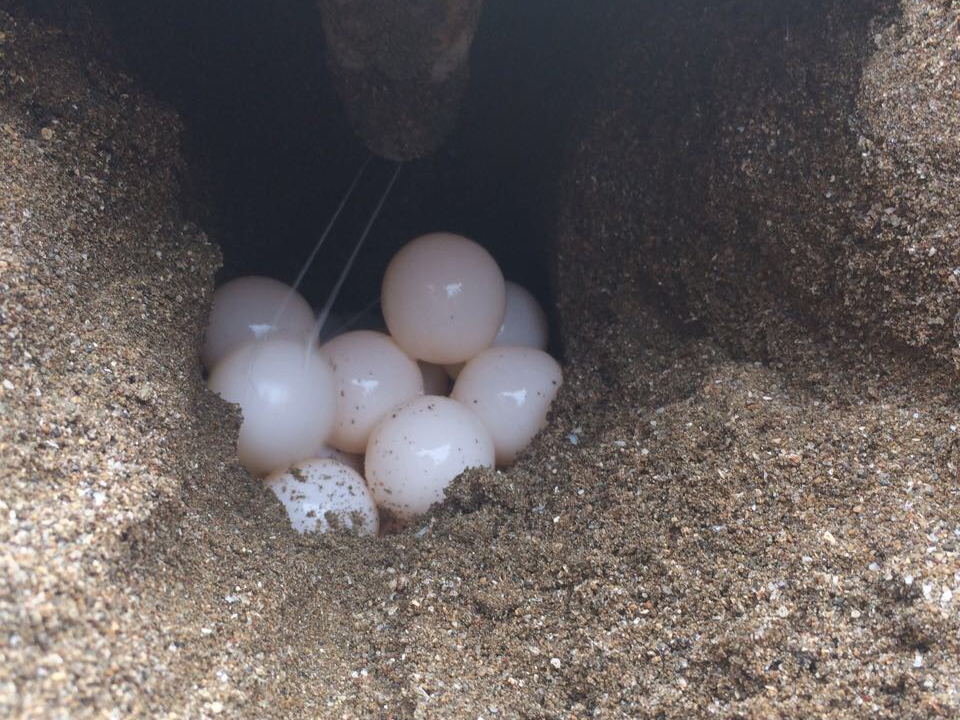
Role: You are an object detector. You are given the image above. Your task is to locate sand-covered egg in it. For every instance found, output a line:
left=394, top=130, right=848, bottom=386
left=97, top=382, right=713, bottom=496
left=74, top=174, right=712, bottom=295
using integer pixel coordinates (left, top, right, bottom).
left=201, top=276, right=315, bottom=371
left=264, top=459, right=378, bottom=535
left=208, top=336, right=336, bottom=476
left=365, top=395, right=495, bottom=521
left=381, top=233, right=506, bottom=364
left=322, top=330, right=424, bottom=454
left=451, top=347, right=562, bottom=466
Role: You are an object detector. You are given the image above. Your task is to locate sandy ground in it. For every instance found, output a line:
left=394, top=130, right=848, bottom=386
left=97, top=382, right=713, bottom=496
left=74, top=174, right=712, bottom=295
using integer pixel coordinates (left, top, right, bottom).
left=2, top=1, right=959, bottom=718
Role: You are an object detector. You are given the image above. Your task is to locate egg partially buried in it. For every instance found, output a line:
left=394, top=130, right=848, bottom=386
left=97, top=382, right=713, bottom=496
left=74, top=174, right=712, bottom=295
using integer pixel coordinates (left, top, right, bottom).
left=322, top=330, right=424, bottom=454
left=451, top=347, right=562, bottom=467
left=365, top=395, right=495, bottom=522
left=208, top=336, right=336, bottom=476
left=264, top=459, right=378, bottom=535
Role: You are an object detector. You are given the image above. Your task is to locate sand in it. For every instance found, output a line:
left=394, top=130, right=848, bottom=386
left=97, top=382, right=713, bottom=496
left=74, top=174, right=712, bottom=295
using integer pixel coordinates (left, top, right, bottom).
left=1, top=0, right=959, bottom=718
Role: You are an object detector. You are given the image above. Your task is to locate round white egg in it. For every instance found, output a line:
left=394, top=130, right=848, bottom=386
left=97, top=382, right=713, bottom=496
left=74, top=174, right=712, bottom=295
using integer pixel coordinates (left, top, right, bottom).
left=264, top=459, right=378, bottom=535
left=494, top=281, right=549, bottom=350
left=322, top=330, right=424, bottom=454
left=365, top=395, right=495, bottom=521
left=208, top=336, right=336, bottom=476
left=201, top=276, right=316, bottom=371
left=381, top=233, right=506, bottom=364
left=451, top=347, right=562, bottom=467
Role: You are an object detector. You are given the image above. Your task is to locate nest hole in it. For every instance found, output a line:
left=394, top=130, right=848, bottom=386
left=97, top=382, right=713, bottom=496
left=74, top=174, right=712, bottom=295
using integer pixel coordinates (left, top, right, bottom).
left=94, top=0, right=603, bottom=351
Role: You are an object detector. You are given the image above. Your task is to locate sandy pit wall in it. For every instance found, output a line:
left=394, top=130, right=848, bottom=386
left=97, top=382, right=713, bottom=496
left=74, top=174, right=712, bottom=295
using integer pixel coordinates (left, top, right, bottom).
left=1, top=1, right=960, bottom=718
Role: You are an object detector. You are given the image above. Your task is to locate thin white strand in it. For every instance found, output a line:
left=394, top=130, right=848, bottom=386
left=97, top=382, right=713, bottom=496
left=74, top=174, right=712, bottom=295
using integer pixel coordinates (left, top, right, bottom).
left=310, top=162, right=403, bottom=353
left=269, top=154, right=372, bottom=330
left=324, top=296, right=382, bottom=339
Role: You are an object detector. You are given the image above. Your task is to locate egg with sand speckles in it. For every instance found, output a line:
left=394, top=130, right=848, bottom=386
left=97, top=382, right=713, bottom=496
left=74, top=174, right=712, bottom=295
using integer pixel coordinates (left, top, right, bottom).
left=365, top=395, right=495, bottom=522
left=322, top=330, right=424, bottom=454
left=264, top=459, right=378, bottom=535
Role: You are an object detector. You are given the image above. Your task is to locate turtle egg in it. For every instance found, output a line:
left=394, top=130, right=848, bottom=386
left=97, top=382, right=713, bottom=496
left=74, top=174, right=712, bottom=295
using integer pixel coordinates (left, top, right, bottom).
left=381, top=232, right=506, bottom=364
left=322, top=330, right=424, bottom=454
left=201, top=276, right=316, bottom=371
left=208, top=336, right=336, bottom=476
left=451, top=347, right=562, bottom=467
left=494, top=281, right=549, bottom=350
left=264, top=459, right=379, bottom=535
left=365, top=395, right=495, bottom=522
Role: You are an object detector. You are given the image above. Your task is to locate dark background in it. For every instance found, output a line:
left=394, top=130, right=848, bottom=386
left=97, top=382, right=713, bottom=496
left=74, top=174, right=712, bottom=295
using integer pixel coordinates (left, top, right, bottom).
left=94, top=0, right=605, bottom=319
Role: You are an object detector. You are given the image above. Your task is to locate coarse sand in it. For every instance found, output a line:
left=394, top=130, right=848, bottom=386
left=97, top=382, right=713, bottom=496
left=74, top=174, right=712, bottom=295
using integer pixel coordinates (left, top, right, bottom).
left=2, top=1, right=959, bottom=718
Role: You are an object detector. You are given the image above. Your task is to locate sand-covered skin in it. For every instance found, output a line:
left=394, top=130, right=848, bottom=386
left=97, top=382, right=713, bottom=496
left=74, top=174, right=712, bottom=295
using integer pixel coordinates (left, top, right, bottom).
left=2, top=1, right=959, bottom=718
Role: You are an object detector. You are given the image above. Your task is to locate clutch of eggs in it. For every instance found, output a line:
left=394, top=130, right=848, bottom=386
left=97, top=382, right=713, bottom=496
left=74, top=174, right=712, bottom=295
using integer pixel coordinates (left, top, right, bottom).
left=203, top=232, right=562, bottom=535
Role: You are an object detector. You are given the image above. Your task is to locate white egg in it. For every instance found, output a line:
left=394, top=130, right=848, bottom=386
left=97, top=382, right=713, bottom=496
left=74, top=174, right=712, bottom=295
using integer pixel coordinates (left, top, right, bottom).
left=494, top=281, right=549, bottom=350
left=312, top=442, right=364, bottom=475
left=264, top=459, right=378, bottom=535
left=381, top=233, right=506, bottom=364
left=419, top=361, right=450, bottom=396
left=365, top=395, right=495, bottom=522
left=208, top=336, right=336, bottom=476
left=322, top=330, right=424, bottom=454
left=201, top=276, right=316, bottom=371
left=451, top=347, right=562, bottom=467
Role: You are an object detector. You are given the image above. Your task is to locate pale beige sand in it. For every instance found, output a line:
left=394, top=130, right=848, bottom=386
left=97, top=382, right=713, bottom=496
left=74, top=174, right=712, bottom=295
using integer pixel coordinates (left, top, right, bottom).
left=1, top=1, right=958, bottom=718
